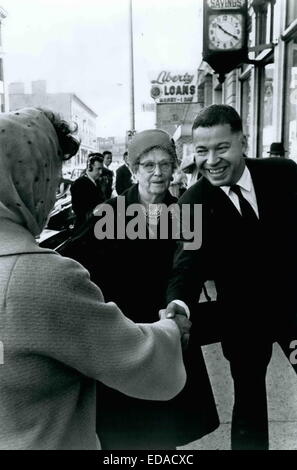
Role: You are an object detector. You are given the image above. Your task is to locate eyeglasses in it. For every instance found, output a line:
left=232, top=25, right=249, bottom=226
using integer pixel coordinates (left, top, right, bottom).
left=138, top=161, right=173, bottom=173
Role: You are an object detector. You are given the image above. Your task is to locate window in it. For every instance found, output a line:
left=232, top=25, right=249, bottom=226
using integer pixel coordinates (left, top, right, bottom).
left=284, top=38, right=297, bottom=163
left=286, top=0, right=297, bottom=28
left=240, top=71, right=252, bottom=154
left=252, top=0, right=275, bottom=49
left=258, top=60, right=274, bottom=157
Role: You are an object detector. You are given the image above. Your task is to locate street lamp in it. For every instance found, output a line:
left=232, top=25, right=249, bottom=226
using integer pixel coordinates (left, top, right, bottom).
left=129, top=0, right=135, bottom=133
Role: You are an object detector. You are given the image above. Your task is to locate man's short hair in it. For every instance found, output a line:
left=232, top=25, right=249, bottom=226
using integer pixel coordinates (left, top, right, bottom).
left=87, top=153, right=104, bottom=170
left=192, top=104, right=243, bottom=134
left=103, top=150, right=112, bottom=157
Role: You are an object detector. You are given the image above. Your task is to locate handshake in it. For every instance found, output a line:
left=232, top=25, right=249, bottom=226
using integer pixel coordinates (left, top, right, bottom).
left=159, top=301, right=191, bottom=349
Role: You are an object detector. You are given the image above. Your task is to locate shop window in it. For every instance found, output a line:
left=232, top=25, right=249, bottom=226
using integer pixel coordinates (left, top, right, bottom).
left=258, top=60, right=274, bottom=157
left=197, top=84, right=204, bottom=106
left=286, top=0, right=297, bottom=28
left=213, top=83, right=222, bottom=104
left=0, top=58, right=3, bottom=81
left=240, top=72, right=252, bottom=155
left=284, top=38, right=297, bottom=163
left=252, top=0, right=275, bottom=48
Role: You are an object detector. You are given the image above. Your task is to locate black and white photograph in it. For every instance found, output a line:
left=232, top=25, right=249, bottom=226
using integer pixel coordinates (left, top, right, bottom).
left=1, top=0, right=297, bottom=456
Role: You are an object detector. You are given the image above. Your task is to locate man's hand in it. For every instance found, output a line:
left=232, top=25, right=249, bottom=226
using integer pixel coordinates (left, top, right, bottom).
left=159, top=303, right=191, bottom=349
left=160, top=300, right=188, bottom=319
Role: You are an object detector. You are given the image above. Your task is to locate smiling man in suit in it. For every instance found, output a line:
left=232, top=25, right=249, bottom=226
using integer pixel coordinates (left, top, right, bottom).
left=165, top=104, right=297, bottom=450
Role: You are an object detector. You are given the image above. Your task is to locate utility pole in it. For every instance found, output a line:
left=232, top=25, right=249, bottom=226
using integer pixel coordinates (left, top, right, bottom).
left=129, top=0, right=135, bottom=133
left=0, top=7, right=8, bottom=112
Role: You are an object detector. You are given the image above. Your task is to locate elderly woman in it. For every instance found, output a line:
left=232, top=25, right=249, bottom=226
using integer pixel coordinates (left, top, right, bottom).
left=66, top=129, right=219, bottom=449
left=0, top=109, right=192, bottom=450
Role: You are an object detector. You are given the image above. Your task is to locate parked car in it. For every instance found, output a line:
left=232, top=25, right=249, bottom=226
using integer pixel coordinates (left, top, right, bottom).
left=70, top=167, right=85, bottom=181
left=38, top=178, right=75, bottom=249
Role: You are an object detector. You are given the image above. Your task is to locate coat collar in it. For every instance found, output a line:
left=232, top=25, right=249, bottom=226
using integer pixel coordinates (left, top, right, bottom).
left=123, top=183, right=177, bottom=206
left=0, top=219, right=55, bottom=257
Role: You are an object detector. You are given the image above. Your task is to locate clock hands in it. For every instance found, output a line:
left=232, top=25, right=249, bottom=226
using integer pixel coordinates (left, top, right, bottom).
left=217, top=23, right=239, bottom=41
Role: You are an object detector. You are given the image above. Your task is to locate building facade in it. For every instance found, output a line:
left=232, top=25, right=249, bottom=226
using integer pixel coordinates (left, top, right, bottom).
left=198, top=0, right=297, bottom=162
left=148, top=70, right=201, bottom=161
left=97, top=136, right=127, bottom=169
left=9, top=80, right=98, bottom=173
left=0, top=7, right=7, bottom=112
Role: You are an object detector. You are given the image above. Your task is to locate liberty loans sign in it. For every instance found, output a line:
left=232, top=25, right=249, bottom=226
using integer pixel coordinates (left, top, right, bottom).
left=150, top=71, right=198, bottom=104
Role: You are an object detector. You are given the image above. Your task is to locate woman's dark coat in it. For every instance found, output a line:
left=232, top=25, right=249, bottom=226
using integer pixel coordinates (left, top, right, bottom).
left=61, top=183, right=219, bottom=449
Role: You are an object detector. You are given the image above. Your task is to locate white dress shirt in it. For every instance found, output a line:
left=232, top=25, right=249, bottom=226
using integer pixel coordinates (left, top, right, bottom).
left=220, top=166, right=259, bottom=218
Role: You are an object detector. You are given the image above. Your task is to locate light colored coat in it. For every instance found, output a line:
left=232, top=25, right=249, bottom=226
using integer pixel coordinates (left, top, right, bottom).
left=0, top=219, right=186, bottom=450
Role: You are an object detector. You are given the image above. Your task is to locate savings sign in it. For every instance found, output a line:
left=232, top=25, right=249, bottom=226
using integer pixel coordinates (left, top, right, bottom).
left=150, top=71, right=198, bottom=104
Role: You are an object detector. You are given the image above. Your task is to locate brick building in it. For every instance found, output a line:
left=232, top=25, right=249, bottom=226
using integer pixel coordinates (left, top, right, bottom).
left=9, top=80, right=98, bottom=173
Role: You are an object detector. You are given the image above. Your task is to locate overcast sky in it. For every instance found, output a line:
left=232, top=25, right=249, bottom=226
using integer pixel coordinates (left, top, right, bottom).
left=2, top=0, right=203, bottom=137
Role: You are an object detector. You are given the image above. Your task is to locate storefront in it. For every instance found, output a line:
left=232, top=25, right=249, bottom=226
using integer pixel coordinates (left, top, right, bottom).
left=283, top=1, right=297, bottom=162
left=199, top=0, right=297, bottom=160
left=239, top=0, right=278, bottom=158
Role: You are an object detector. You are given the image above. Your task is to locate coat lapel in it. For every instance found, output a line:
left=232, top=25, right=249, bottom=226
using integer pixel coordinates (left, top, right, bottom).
left=202, top=159, right=274, bottom=223
left=245, top=158, right=274, bottom=222
left=202, top=178, right=242, bottom=222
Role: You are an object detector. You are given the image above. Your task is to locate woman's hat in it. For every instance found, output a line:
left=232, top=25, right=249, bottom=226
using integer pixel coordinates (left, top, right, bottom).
left=267, top=142, right=286, bottom=156
left=127, top=129, right=177, bottom=167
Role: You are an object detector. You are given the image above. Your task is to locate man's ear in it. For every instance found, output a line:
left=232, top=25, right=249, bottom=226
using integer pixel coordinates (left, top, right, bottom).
left=241, top=134, right=247, bottom=154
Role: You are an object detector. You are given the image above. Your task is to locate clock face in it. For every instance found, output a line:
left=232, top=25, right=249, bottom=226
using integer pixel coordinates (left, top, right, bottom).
left=209, top=14, right=243, bottom=51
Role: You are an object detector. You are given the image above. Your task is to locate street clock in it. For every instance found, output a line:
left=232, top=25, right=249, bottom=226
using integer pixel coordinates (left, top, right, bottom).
left=209, top=14, right=244, bottom=50
left=203, top=0, right=248, bottom=80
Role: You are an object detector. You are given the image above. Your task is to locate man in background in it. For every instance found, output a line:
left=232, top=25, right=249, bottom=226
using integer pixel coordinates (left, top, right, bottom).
left=102, top=150, right=114, bottom=199
left=70, top=153, right=105, bottom=227
left=267, top=142, right=286, bottom=158
left=115, top=151, right=133, bottom=195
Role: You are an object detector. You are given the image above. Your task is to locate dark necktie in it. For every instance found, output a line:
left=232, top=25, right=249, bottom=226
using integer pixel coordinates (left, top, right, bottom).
left=230, top=184, right=259, bottom=223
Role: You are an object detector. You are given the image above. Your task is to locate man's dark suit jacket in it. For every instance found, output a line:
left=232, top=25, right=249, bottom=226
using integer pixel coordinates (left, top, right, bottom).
left=101, top=167, right=113, bottom=199
left=115, top=164, right=133, bottom=195
left=167, top=157, right=297, bottom=338
left=70, top=174, right=105, bottom=227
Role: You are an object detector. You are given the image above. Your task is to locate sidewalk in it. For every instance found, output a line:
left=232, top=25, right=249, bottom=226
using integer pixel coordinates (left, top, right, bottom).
left=179, top=283, right=297, bottom=450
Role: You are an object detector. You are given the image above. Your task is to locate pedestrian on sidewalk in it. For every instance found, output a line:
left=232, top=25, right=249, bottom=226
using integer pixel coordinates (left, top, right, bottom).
left=0, top=107, right=189, bottom=450
left=60, top=128, right=219, bottom=449
left=165, top=104, right=297, bottom=450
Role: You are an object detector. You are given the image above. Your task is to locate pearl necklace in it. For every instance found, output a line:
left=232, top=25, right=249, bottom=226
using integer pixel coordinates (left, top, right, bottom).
left=141, top=204, right=163, bottom=225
